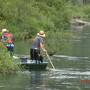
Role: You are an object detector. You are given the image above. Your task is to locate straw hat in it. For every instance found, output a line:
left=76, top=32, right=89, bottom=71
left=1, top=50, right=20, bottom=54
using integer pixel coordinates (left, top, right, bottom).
left=37, top=31, right=45, bottom=37
left=2, top=28, right=8, bottom=33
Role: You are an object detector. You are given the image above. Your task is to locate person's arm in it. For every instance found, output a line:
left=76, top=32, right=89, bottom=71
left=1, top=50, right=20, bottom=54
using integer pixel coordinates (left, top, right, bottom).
left=40, top=42, right=47, bottom=52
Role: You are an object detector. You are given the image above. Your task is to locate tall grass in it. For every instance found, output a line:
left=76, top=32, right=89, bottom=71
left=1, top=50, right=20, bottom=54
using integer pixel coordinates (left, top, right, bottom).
left=0, top=42, right=19, bottom=74
left=45, top=30, right=72, bottom=54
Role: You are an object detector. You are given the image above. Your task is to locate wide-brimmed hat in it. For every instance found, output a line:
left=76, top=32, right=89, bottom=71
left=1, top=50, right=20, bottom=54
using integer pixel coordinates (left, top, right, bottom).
left=37, top=31, right=45, bottom=37
left=2, top=28, right=8, bottom=33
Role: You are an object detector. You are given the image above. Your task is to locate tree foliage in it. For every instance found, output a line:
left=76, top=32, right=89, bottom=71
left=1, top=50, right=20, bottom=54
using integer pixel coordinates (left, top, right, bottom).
left=0, top=0, right=70, bottom=40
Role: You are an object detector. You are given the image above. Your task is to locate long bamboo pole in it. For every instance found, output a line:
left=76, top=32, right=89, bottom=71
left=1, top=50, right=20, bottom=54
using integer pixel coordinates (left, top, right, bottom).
left=45, top=52, right=55, bottom=70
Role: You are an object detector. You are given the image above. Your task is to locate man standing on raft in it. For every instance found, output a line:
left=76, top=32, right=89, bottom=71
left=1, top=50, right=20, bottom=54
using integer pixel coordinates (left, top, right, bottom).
left=30, top=31, right=47, bottom=63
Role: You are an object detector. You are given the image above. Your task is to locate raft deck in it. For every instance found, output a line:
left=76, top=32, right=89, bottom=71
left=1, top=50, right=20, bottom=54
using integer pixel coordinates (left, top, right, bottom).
left=20, top=57, right=48, bottom=70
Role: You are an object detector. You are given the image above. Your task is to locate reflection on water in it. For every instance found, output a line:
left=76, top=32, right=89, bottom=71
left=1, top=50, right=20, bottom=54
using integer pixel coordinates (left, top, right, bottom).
left=0, top=25, right=90, bottom=90
left=30, top=71, right=44, bottom=90
left=0, top=68, right=90, bottom=90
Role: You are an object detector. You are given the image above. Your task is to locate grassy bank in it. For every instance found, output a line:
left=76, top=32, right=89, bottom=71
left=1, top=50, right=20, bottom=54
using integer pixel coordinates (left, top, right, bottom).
left=0, top=42, right=19, bottom=74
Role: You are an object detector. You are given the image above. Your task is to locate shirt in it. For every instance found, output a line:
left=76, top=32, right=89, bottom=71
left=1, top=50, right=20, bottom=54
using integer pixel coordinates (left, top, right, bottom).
left=31, top=35, right=44, bottom=49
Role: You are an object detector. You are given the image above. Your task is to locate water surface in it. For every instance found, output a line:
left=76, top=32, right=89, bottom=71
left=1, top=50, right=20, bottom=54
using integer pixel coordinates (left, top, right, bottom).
left=0, top=25, right=90, bottom=90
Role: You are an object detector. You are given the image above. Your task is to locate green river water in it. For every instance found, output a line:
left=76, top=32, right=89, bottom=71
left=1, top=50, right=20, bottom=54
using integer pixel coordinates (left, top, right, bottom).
left=0, top=25, right=90, bottom=90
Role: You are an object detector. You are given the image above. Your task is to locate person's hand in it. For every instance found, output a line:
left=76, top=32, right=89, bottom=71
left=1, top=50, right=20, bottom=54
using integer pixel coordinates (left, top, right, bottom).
left=43, top=49, right=47, bottom=53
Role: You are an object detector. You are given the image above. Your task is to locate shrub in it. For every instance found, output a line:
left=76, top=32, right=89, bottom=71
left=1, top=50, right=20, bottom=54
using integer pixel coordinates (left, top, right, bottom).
left=0, top=42, right=19, bottom=74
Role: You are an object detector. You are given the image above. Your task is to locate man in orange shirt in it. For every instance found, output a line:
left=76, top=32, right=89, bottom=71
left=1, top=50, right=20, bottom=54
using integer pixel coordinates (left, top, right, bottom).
left=1, top=28, right=14, bottom=56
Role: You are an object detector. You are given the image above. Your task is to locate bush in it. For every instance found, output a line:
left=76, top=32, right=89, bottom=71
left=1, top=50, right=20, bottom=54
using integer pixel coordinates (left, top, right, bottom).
left=0, top=42, right=19, bottom=74
left=0, top=0, right=70, bottom=40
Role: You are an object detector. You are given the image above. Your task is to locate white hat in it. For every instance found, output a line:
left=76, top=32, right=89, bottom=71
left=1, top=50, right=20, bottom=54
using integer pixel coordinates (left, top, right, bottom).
left=2, top=28, right=8, bottom=33
left=37, top=31, right=45, bottom=37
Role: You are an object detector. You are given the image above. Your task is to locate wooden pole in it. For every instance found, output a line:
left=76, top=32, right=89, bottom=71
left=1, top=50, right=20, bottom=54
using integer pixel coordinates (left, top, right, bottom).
left=46, top=52, right=55, bottom=70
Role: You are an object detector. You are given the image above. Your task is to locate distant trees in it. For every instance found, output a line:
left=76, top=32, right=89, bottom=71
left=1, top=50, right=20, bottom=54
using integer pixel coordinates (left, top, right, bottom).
left=69, top=0, right=90, bottom=5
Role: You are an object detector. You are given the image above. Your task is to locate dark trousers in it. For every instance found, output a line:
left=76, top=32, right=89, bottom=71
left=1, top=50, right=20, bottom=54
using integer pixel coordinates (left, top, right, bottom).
left=30, top=48, right=43, bottom=63
left=7, top=44, right=14, bottom=56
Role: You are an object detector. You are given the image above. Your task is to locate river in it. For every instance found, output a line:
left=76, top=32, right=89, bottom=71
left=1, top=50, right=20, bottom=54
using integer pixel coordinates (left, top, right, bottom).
left=0, top=25, right=90, bottom=90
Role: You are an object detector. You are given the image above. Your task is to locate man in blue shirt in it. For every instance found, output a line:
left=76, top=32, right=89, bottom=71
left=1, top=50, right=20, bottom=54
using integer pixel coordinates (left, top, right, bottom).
left=30, top=31, right=47, bottom=63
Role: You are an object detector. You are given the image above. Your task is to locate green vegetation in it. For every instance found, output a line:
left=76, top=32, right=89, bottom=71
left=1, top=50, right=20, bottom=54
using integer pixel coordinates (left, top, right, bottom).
left=0, top=0, right=70, bottom=39
left=67, top=0, right=90, bottom=20
left=0, top=42, right=19, bottom=74
left=0, top=0, right=71, bottom=53
left=0, top=0, right=90, bottom=73
left=0, top=0, right=90, bottom=49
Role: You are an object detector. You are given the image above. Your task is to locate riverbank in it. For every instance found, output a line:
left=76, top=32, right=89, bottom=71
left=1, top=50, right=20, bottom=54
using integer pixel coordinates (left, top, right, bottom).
left=71, top=18, right=90, bottom=26
left=0, top=42, right=19, bottom=74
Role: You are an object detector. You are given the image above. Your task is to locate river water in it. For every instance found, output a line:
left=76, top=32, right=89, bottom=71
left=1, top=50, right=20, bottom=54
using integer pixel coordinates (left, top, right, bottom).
left=0, top=25, right=90, bottom=90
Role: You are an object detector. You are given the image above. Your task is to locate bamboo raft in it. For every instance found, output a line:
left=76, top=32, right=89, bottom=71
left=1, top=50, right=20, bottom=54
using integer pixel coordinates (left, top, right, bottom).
left=19, top=57, right=48, bottom=71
